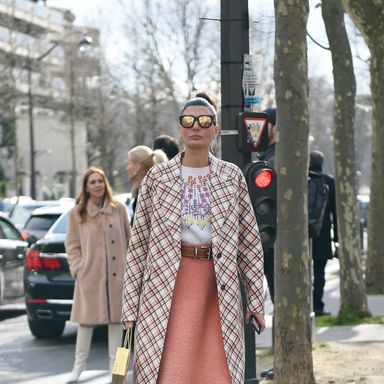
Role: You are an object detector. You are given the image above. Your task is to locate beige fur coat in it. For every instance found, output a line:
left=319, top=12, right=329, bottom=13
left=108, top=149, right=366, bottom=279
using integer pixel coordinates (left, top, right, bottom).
left=66, top=200, right=131, bottom=325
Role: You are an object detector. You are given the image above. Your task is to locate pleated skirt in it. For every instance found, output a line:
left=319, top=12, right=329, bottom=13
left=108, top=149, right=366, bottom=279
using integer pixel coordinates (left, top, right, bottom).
left=157, top=256, right=232, bottom=384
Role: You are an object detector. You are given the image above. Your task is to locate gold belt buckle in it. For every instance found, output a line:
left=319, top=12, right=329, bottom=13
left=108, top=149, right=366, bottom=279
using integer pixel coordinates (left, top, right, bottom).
left=195, top=246, right=211, bottom=260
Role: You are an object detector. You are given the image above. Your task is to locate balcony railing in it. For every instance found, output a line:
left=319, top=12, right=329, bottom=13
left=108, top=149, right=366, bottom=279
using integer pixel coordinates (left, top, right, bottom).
left=0, top=0, right=67, bottom=34
left=0, top=25, right=65, bottom=60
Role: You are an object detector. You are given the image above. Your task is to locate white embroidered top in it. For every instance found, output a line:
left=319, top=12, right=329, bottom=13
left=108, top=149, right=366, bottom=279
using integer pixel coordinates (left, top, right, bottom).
left=180, top=165, right=212, bottom=245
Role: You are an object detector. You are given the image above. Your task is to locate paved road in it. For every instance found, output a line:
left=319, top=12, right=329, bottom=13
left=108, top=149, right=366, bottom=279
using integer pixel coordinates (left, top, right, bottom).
left=0, top=309, right=133, bottom=384
left=2, top=257, right=383, bottom=383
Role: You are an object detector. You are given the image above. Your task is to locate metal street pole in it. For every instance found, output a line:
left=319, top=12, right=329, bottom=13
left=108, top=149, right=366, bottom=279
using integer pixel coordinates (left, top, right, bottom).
left=28, top=39, right=67, bottom=199
left=68, top=48, right=77, bottom=198
left=220, top=0, right=251, bottom=169
left=220, top=0, right=259, bottom=383
left=28, top=67, right=36, bottom=199
left=27, top=33, right=92, bottom=199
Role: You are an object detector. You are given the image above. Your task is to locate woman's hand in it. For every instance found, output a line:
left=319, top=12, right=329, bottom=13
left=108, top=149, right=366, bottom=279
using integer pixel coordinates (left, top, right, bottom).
left=123, top=321, right=135, bottom=330
left=246, top=311, right=266, bottom=334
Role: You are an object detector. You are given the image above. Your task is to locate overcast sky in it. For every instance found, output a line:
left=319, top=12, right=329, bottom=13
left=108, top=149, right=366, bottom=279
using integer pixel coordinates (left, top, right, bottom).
left=46, top=0, right=370, bottom=95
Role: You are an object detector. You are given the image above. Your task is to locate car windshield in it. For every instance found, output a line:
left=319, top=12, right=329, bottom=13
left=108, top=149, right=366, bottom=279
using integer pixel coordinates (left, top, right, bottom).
left=10, top=205, right=41, bottom=227
left=0, top=218, right=22, bottom=240
left=48, top=211, right=69, bottom=234
left=25, top=215, right=60, bottom=231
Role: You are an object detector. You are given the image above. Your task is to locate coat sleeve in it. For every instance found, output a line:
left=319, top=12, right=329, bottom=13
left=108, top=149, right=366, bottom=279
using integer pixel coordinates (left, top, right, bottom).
left=65, top=208, right=83, bottom=279
left=328, top=177, right=338, bottom=243
left=236, top=170, right=265, bottom=315
left=121, top=172, right=154, bottom=322
left=118, top=202, right=131, bottom=248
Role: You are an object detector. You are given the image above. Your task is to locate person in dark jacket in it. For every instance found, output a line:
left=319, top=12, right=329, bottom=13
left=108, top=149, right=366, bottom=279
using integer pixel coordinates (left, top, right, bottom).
left=259, top=107, right=277, bottom=167
left=310, top=150, right=338, bottom=316
left=153, top=134, right=179, bottom=160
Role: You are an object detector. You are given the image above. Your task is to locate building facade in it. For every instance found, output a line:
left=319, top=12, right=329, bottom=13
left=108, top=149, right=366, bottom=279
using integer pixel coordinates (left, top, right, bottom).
left=0, top=0, right=99, bottom=198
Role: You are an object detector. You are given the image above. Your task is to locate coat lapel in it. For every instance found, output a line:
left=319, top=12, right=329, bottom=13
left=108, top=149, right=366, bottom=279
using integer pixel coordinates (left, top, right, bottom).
left=157, top=154, right=183, bottom=240
left=86, top=199, right=113, bottom=218
left=209, top=154, right=236, bottom=245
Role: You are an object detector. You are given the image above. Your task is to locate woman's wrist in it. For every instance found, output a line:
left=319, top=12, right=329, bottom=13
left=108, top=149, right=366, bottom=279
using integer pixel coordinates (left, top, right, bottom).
left=123, top=320, right=135, bottom=329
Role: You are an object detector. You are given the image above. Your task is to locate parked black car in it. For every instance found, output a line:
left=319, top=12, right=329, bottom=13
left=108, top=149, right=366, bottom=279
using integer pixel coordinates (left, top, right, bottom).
left=0, top=212, right=28, bottom=307
left=24, top=210, right=74, bottom=339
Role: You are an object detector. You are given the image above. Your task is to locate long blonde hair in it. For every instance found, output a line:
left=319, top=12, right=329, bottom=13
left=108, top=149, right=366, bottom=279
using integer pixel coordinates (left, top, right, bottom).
left=128, top=146, right=168, bottom=198
left=76, top=167, right=115, bottom=221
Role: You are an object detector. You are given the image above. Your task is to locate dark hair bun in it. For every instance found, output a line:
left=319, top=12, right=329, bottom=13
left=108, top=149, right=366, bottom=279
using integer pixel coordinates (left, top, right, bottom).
left=196, top=91, right=217, bottom=111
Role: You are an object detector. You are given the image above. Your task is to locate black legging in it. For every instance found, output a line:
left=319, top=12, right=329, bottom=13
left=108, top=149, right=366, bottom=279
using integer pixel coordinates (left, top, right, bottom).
left=313, top=258, right=328, bottom=312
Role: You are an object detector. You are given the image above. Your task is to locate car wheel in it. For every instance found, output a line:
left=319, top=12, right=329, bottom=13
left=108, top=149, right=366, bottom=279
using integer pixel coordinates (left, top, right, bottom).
left=28, top=318, right=66, bottom=339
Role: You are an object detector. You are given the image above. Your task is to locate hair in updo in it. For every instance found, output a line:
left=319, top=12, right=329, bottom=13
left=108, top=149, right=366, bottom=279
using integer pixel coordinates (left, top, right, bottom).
left=128, top=145, right=168, bottom=173
left=153, top=135, right=179, bottom=160
left=180, top=91, right=218, bottom=124
left=128, top=145, right=168, bottom=199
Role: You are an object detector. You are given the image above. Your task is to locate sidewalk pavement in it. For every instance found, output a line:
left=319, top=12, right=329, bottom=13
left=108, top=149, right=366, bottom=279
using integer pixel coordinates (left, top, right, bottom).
left=257, top=258, right=384, bottom=349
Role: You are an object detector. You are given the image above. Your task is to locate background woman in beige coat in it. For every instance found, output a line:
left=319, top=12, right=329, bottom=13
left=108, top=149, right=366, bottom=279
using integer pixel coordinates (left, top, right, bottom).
left=65, top=167, right=131, bottom=383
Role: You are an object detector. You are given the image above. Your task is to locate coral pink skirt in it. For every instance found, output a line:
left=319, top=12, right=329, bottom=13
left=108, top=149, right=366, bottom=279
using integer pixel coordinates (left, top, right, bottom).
left=157, top=256, right=232, bottom=384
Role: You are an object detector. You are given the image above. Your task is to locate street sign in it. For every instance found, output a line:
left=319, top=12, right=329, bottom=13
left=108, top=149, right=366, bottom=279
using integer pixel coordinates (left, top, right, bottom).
left=242, top=54, right=261, bottom=112
left=237, top=112, right=269, bottom=152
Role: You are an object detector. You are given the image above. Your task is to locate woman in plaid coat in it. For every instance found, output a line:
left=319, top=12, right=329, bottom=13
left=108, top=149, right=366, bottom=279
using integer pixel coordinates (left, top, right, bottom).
left=122, top=94, right=265, bottom=384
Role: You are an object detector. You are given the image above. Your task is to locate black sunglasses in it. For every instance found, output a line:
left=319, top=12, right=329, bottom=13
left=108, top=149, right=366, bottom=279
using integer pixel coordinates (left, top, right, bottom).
left=179, top=115, right=215, bottom=129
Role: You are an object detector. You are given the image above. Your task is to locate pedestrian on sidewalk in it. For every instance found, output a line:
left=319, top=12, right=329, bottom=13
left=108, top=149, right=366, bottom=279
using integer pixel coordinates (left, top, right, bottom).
left=126, top=145, right=168, bottom=224
left=65, top=167, right=131, bottom=383
left=310, top=150, right=338, bottom=317
left=122, top=92, right=265, bottom=384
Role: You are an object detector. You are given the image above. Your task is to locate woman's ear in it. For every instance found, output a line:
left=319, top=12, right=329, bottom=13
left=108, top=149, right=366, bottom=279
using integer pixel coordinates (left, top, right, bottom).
left=214, top=124, right=220, bottom=138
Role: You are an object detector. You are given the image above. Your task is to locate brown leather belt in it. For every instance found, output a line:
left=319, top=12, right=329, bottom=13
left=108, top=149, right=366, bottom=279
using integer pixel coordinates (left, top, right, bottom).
left=181, top=245, right=213, bottom=260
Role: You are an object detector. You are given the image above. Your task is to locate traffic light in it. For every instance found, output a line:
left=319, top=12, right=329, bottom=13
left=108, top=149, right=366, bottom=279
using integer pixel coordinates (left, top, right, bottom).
left=244, top=160, right=277, bottom=249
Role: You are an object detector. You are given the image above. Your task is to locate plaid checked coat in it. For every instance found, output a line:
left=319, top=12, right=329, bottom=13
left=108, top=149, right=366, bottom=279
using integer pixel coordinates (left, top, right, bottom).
left=122, top=152, right=264, bottom=384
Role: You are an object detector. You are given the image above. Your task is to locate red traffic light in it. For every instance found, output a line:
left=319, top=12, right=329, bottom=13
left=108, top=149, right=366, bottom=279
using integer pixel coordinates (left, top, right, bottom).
left=244, top=160, right=276, bottom=249
left=254, top=170, right=273, bottom=188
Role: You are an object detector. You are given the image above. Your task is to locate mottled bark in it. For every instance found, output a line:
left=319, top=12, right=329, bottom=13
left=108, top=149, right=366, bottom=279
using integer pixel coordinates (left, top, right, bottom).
left=274, top=1, right=314, bottom=383
left=341, top=0, right=384, bottom=294
left=322, top=0, right=369, bottom=317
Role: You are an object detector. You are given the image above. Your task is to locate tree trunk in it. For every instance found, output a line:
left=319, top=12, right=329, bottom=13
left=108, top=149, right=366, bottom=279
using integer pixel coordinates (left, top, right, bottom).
left=273, top=1, right=314, bottom=383
left=366, top=45, right=384, bottom=294
left=341, top=0, right=384, bottom=294
left=322, top=0, right=369, bottom=318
